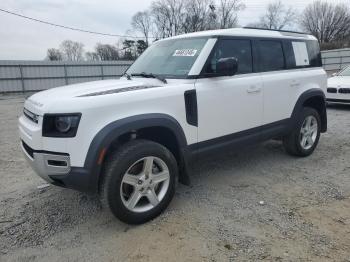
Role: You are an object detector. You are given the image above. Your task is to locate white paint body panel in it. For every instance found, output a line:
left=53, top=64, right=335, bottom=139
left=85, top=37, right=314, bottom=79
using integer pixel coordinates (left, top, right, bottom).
left=19, top=78, right=198, bottom=167
left=195, top=73, right=263, bottom=142
left=262, top=68, right=327, bottom=125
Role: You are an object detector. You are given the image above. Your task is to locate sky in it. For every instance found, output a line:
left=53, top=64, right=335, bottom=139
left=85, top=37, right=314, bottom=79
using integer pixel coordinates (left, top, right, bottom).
left=0, top=0, right=349, bottom=60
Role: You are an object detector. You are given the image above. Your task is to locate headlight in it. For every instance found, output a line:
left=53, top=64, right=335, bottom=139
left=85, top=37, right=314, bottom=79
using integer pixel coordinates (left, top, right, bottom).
left=55, top=116, right=73, bottom=133
left=42, top=114, right=81, bottom=137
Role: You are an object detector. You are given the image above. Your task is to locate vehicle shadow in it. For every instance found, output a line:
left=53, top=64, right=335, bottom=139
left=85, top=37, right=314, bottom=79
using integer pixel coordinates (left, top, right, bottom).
left=188, top=140, right=289, bottom=184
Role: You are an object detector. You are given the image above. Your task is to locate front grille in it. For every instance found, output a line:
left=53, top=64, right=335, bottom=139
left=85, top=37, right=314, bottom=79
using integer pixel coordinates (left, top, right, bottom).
left=22, top=141, right=34, bottom=158
left=327, top=88, right=337, bottom=93
left=339, top=88, right=350, bottom=94
left=23, top=108, right=39, bottom=124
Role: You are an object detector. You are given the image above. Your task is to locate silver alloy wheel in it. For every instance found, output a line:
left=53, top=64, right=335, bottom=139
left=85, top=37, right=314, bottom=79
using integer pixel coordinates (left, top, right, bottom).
left=120, top=156, right=170, bottom=213
left=299, top=115, right=318, bottom=150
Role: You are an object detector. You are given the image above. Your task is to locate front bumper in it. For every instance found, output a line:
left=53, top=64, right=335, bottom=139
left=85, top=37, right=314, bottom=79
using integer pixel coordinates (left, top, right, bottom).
left=21, top=141, right=94, bottom=193
left=21, top=141, right=71, bottom=183
left=327, top=98, right=350, bottom=104
left=326, top=88, right=350, bottom=104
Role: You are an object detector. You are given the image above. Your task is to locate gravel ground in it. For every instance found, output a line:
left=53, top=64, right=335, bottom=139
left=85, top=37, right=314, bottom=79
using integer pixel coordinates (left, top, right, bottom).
left=0, top=94, right=350, bottom=262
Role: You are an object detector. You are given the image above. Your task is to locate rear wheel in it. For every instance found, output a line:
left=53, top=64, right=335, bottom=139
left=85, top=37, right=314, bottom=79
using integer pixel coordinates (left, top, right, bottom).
left=283, top=107, right=321, bottom=157
left=100, top=139, right=178, bottom=224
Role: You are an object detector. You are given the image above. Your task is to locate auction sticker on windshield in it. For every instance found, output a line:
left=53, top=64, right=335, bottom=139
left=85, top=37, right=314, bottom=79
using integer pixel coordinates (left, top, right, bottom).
left=173, top=49, right=198, bottom=57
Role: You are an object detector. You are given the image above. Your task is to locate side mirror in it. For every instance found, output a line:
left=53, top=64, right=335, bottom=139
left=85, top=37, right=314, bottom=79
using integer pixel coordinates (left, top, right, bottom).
left=216, top=57, right=238, bottom=77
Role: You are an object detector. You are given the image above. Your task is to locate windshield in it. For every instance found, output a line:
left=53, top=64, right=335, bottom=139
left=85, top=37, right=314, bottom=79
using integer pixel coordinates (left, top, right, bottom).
left=127, top=37, right=209, bottom=78
left=338, top=66, right=350, bottom=76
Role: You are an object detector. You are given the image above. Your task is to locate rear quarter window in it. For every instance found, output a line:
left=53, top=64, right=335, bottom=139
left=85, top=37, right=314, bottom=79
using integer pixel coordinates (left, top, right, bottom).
left=292, top=42, right=310, bottom=66
left=284, top=40, right=322, bottom=69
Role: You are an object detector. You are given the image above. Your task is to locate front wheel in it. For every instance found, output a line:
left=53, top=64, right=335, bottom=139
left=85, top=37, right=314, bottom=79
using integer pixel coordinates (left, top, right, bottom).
left=283, top=107, right=321, bottom=157
left=99, top=140, right=178, bottom=224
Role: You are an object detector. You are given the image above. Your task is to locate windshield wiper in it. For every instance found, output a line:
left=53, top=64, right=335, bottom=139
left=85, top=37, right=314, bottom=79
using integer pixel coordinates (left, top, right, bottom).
left=131, top=72, right=167, bottom=84
left=122, top=72, right=132, bottom=80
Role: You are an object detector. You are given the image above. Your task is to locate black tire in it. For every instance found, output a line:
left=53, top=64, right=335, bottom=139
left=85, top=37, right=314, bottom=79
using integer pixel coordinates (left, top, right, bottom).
left=99, top=139, right=178, bottom=224
left=283, top=107, right=321, bottom=157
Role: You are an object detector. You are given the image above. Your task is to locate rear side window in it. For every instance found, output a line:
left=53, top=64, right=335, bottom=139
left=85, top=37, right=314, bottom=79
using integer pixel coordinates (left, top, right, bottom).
left=258, top=41, right=285, bottom=72
left=204, top=39, right=253, bottom=75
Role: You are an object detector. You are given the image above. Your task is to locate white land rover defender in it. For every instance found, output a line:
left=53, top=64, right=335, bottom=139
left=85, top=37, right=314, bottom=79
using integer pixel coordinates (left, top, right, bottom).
left=19, top=28, right=327, bottom=224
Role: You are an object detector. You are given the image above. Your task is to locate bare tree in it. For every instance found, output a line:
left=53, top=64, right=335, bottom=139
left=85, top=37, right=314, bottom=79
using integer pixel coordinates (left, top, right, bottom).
left=60, top=40, right=84, bottom=61
left=182, top=0, right=215, bottom=33
left=256, top=0, right=297, bottom=30
left=46, top=48, right=63, bottom=61
left=85, top=52, right=100, bottom=61
left=301, top=1, right=350, bottom=44
left=95, top=44, right=120, bottom=61
left=151, top=0, right=186, bottom=38
left=131, top=11, right=152, bottom=45
left=129, top=0, right=245, bottom=40
left=216, top=0, right=245, bottom=29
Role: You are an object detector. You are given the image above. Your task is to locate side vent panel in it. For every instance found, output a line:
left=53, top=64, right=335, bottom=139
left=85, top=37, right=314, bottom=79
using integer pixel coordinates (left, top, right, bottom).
left=184, top=90, right=198, bottom=127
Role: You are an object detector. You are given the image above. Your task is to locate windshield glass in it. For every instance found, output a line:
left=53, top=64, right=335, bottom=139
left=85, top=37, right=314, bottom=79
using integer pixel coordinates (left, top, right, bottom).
left=127, top=37, right=209, bottom=78
left=338, top=67, right=350, bottom=76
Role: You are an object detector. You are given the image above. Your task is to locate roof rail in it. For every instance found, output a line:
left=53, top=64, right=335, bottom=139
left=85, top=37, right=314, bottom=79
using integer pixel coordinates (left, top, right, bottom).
left=243, top=27, right=309, bottom=35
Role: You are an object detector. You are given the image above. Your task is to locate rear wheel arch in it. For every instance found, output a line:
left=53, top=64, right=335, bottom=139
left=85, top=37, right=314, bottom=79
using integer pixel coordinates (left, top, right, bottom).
left=291, top=89, right=327, bottom=133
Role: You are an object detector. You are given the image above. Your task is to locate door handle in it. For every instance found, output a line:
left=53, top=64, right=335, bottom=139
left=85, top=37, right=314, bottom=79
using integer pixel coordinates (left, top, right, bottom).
left=247, top=86, right=261, bottom=94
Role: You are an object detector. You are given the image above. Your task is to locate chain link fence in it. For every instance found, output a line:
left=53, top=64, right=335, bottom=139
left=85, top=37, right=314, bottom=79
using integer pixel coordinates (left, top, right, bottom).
left=322, top=48, right=350, bottom=76
left=0, top=60, right=133, bottom=93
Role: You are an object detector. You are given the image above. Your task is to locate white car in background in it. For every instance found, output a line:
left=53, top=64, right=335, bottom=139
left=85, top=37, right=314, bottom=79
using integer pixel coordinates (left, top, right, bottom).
left=327, top=66, right=350, bottom=104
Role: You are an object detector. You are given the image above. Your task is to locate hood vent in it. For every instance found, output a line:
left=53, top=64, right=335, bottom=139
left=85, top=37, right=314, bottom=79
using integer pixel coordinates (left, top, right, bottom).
left=78, top=85, right=160, bottom=97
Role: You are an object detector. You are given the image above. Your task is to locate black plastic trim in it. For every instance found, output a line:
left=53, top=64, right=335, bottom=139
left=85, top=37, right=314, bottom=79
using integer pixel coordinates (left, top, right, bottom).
left=22, top=141, right=69, bottom=157
left=243, top=27, right=309, bottom=35
left=189, top=119, right=290, bottom=155
left=42, top=113, right=81, bottom=138
left=290, top=89, right=327, bottom=133
left=50, top=167, right=91, bottom=193
left=184, top=90, right=198, bottom=126
left=82, top=114, right=188, bottom=193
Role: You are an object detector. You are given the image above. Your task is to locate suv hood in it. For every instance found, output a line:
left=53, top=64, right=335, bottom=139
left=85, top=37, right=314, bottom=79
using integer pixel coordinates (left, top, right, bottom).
left=24, top=79, right=162, bottom=115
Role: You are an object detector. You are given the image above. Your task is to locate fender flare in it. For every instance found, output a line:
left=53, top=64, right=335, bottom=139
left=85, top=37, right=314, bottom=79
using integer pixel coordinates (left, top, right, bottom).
left=83, top=113, right=188, bottom=192
left=290, top=88, right=327, bottom=132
